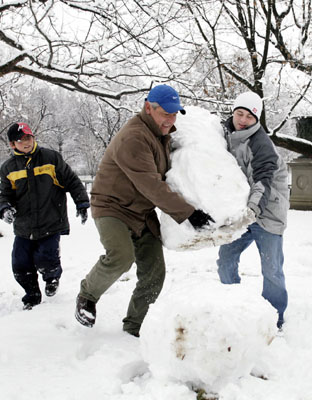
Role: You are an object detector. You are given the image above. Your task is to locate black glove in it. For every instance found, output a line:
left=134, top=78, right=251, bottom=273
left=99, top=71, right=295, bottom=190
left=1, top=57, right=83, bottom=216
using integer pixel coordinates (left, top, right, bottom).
left=188, top=209, right=215, bottom=229
left=1, top=206, right=16, bottom=224
left=76, top=207, right=88, bottom=224
left=76, top=202, right=90, bottom=225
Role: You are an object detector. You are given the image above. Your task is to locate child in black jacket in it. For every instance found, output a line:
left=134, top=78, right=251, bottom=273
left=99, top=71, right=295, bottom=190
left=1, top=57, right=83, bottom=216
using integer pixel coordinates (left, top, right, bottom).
left=0, top=122, right=90, bottom=309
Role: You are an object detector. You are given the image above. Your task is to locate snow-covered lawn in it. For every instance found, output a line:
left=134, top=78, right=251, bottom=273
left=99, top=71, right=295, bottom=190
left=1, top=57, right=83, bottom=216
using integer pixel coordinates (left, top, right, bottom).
left=0, top=198, right=312, bottom=399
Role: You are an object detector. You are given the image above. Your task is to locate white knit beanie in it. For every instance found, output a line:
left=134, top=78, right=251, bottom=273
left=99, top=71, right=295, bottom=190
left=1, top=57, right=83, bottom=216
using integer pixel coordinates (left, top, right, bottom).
left=233, top=92, right=263, bottom=121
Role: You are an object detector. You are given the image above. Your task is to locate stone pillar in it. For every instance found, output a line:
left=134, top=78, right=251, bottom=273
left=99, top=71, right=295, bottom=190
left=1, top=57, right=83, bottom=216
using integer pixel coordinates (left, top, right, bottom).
left=288, top=157, right=312, bottom=210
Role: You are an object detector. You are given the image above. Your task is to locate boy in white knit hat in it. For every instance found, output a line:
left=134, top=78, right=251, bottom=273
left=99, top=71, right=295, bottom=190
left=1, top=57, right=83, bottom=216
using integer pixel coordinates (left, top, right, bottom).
left=216, top=91, right=289, bottom=330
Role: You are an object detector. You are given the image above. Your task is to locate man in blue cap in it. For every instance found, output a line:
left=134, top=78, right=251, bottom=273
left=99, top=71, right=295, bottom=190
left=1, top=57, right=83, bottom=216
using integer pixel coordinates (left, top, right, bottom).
left=75, top=84, right=214, bottom=336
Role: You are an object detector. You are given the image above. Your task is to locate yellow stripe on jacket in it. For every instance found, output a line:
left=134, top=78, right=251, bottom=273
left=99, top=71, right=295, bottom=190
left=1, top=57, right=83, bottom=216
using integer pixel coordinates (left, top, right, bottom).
left=7, top=164, right=64, bottom=190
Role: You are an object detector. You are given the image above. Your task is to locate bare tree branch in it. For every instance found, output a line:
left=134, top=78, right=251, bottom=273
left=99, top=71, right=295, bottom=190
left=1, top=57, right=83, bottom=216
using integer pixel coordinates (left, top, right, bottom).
left=272, top=79, right=312, bottom=135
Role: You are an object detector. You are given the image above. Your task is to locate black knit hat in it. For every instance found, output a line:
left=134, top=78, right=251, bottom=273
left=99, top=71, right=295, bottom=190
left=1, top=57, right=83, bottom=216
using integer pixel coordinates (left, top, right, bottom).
left=7, top=123, right=34, bottom=142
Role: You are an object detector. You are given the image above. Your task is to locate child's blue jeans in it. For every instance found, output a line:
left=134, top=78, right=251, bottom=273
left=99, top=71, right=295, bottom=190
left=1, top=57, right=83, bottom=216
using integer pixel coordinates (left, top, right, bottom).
left=217, top=222, right=288, bottom=319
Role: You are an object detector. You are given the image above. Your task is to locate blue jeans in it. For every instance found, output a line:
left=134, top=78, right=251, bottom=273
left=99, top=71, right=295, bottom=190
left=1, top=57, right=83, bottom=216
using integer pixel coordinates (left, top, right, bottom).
left=217, top=223, right=288, bottom=319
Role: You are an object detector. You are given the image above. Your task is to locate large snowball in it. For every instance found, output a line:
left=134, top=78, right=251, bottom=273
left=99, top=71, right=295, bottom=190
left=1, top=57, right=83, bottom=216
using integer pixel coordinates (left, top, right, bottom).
left=140, top=280, right=276, bottom=393
left=160, top=106, right=254, bottom=250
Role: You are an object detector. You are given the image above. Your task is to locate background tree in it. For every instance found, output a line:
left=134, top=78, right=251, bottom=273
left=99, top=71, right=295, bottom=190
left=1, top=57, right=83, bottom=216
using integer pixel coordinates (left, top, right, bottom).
left=0, top=0, right=311, bottom=157
left=0, top=80, right=130, bottom=174
left=183, top=0, right=312, bottom=156
left=74, top=95, right=130, bottom=177
left=0, top=0, right=191, bottom=103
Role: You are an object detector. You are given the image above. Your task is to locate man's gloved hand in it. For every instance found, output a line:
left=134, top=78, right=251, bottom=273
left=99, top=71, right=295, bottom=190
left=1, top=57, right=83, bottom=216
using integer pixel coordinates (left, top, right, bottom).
left=76, top=207, right=88, bottom=224
left=2, top=207, right=16, bottom=224
left=188, top=209, right=215, bottom=229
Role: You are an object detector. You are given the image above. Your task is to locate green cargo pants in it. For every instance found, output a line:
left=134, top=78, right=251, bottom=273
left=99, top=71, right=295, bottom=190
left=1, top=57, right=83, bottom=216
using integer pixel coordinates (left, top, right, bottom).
left=79, top=216, right=166, bottom=334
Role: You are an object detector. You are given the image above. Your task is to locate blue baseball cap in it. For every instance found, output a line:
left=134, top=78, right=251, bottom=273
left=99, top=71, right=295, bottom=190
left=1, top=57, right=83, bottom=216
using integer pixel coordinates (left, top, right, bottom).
left=146, top=85, right=186, bottom=114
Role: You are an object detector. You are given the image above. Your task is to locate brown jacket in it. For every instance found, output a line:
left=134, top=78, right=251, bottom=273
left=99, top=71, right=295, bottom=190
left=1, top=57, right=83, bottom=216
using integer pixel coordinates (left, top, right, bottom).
left=90, top=106, right=194, bottom=237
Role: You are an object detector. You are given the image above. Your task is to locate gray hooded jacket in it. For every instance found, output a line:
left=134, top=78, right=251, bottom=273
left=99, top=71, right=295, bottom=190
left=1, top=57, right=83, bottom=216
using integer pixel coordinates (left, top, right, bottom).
left=223, top=118, right=289, bottom=235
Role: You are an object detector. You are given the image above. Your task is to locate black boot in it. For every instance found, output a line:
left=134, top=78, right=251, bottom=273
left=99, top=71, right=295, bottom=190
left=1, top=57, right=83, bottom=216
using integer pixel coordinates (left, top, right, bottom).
left=22, top=291, right=42, bottom=310
left=45, top=278, right=60, bottom=297
left=75, top=295, right=96, bottom=327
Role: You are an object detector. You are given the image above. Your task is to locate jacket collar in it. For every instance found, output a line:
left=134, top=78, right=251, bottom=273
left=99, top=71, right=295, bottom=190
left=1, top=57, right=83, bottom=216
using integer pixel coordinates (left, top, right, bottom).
left=223, top=117, right=261, bottom=140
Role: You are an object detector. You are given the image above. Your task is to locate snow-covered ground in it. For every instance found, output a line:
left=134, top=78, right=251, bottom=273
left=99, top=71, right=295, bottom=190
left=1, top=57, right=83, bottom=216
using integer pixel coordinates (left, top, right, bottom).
left=1, top=197, right=312, bottom=400
left=1, top=107, right=311, bottom=399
